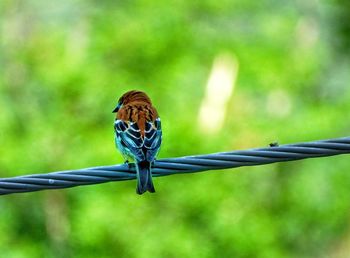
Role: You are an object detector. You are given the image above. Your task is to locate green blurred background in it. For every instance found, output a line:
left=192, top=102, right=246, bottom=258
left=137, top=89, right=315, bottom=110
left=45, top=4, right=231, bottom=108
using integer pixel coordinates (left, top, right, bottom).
left=1, top=0, right=350, bottom=257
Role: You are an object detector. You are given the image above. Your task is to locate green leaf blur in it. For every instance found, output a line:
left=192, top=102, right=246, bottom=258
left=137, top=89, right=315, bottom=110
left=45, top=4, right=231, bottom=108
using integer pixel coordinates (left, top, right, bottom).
left=1, top=1, right=350, bottom=257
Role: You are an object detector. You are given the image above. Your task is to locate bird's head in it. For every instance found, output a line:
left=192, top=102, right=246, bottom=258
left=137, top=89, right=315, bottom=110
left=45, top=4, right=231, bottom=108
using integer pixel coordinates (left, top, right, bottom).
left=112, top=90, right=152, bottom=113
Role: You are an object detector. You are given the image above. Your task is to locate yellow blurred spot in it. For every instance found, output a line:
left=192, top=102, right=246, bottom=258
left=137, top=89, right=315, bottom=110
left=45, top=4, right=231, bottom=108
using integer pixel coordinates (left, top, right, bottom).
left=295, top=17, right=319, bottom=50
left=266, top=89, right=292, bottom=117
left=198, top=53, right=239, bottom=134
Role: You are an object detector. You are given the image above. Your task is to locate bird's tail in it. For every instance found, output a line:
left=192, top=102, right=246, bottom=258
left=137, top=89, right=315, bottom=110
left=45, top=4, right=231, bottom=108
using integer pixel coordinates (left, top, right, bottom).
left=135, top=161, right=155, bottom=195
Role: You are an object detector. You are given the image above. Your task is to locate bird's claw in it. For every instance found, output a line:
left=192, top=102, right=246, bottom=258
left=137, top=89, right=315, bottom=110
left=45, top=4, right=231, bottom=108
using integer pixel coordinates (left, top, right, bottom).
left=124, top=160, right=135, bottom=169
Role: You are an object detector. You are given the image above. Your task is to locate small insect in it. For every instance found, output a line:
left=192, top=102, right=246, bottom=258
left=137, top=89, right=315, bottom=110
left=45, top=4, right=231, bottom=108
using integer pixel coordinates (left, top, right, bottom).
left=269, top=142, right=279, bottom=147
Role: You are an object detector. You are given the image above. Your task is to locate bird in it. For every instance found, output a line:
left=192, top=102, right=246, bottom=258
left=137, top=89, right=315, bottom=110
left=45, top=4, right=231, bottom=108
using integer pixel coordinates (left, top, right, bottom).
left=113, top=90, right=162, bottom=194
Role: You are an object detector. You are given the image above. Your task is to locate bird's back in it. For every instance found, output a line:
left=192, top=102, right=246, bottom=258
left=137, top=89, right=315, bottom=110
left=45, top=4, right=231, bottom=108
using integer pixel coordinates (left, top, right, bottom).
left=117, top=102, right=158, bottom=137
left=115, top=101, right=162, bottom=162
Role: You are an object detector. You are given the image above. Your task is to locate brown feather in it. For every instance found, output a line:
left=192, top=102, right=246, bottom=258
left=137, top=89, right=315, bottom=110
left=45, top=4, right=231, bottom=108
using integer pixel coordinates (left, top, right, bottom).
left=116, top=91, right=159, bottom=137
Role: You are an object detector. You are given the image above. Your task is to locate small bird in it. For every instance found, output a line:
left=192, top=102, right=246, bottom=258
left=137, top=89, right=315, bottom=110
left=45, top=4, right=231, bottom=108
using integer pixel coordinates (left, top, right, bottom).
left=113, top=90, right=162, bottom=194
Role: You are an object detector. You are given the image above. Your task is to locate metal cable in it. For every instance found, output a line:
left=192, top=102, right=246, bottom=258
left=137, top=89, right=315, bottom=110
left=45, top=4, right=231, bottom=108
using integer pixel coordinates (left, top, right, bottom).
left=1, top=136, right=350, bottom=195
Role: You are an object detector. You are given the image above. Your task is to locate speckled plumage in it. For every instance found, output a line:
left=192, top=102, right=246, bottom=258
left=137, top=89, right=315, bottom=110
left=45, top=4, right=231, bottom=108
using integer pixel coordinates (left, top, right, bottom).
left=113, top=90, right=162, bottom=194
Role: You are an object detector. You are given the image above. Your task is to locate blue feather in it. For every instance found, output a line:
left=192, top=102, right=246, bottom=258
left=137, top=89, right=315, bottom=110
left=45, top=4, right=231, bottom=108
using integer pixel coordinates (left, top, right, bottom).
left=114, top=118, right=162, bottom=194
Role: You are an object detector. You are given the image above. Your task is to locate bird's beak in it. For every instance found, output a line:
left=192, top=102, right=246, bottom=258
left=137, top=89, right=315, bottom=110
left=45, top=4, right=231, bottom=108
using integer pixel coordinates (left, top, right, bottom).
left=112, top=103, right=121, bottom=113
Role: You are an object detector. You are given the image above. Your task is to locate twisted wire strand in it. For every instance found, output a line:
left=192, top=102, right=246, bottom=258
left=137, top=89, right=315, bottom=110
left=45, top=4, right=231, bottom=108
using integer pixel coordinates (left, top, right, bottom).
left=1, top=136, right=350, bottom=195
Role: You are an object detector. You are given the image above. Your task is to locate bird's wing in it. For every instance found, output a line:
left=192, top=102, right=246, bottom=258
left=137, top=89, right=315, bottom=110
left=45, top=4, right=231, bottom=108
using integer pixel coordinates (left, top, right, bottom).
left=114, top=120, right=145, bottom=160
left=144, top=118, right=162, bottom=162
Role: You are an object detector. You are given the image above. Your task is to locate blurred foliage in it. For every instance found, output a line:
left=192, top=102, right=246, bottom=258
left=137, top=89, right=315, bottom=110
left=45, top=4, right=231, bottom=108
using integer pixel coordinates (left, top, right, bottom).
left=1, top=0, right=350, bottom=257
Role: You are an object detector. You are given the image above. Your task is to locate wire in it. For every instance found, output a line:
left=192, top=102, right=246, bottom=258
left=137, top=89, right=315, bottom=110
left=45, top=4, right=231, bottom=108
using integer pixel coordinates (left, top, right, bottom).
left=1, top=136, right=350, bottom=195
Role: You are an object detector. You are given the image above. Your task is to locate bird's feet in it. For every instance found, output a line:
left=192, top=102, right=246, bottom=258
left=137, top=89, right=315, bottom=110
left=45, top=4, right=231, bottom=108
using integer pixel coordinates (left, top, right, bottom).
left=151, top=159, right=157, bottom=168
left=124, top=160, right=135, bottom=170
